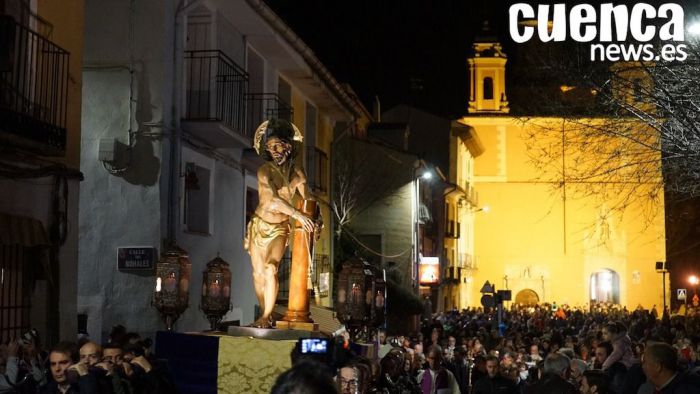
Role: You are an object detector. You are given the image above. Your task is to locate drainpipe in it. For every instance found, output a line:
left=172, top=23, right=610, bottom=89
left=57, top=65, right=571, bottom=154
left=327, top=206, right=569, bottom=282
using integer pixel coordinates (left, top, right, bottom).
left=167, top=0, right=201, bottom=244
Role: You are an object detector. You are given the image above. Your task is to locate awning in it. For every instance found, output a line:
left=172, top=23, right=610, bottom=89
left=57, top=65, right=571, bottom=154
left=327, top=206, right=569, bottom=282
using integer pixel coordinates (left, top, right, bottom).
left=0, top=212, right=50, bottom=247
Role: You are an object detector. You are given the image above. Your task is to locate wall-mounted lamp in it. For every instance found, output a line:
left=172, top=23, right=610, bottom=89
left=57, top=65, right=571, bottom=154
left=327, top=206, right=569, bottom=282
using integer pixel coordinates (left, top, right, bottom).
left=185, top=162, right=200, bottom=190
left=99, top=138, right=132, bottom=174
left=472, top=205, right=490, bottom=213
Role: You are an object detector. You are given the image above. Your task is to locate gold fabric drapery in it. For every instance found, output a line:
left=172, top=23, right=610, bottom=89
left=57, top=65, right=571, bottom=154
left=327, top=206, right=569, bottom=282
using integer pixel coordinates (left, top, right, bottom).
left=217, top=336, right=295, bottom=393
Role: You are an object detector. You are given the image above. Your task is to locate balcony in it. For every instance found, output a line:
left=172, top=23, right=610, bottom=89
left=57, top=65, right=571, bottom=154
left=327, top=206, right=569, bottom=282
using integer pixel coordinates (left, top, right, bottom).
left=464, top=180, right=479, bottom=207
left=313, top=254, right=330, bottom=297
left=277, top=254, right=329, bottom=301
left=182, top=50, right=249, bottom=148
left=245, top=93, right=293, bottom=135
left=0, top=16, right=69, bottom=156
left=442, top=266, right=461, bottom=285
left=305, top=146, right=328, bottom=194
left=458, top=253, right=477, bottom=270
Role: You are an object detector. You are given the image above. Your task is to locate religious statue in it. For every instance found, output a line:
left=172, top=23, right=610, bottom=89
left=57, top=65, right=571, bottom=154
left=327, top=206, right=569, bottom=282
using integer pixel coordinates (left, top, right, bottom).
left=244, top=119, right=321, bottom=328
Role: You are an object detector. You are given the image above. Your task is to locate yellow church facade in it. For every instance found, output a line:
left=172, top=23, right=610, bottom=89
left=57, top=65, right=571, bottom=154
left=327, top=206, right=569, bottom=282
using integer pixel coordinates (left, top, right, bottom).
left=454, top=39, right=667, bottom=310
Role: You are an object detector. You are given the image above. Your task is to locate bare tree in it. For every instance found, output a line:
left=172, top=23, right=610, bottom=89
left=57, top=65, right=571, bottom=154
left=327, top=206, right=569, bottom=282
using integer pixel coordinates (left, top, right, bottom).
left=332, top=137, right=413, bottom=236
left=513, top=39, right=700, bottom=226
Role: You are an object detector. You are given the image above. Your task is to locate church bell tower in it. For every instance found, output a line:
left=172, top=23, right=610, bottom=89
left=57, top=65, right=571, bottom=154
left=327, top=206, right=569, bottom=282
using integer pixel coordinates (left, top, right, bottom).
left=468, top=22, right=509, bottom=114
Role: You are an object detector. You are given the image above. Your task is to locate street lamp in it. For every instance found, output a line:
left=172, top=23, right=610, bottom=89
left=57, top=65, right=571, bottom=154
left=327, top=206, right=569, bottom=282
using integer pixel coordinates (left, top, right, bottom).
left=688, top=22, right=700, bottom=36
left=412, top=161, right=433, bottom=291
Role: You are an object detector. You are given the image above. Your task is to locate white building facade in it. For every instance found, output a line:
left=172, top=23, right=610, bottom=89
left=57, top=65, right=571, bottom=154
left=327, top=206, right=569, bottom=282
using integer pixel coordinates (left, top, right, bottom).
left=79, top=0, right=367, bottom=342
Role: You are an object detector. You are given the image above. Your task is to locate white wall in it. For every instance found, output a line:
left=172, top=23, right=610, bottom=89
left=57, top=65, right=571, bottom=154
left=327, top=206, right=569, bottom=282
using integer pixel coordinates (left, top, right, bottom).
left=79, top=0, right=174, bottom=342
left=79, top=0, right=258, bottom=341
left=177, top=146, right=255, bottom=329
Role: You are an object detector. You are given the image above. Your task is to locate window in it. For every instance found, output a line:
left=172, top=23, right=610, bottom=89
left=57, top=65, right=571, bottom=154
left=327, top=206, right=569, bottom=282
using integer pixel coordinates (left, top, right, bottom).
left=483, top=77, right=494, bottom=100
left=183, top=163, right=211, bottom=234
left=245, top=187, right=258, bottom=227
left=277, top=77, right=292, bottom=121
left=0, top=245, right=31, bottom=343
left=590, top=270, right=620, bottom=304
left=186, top=12, right=212, bottom=51
left=306, top=147, right=328, bottom=193
left=247, top=47, right=265, bottom=94
left=305, top=103, right=317, bottom=147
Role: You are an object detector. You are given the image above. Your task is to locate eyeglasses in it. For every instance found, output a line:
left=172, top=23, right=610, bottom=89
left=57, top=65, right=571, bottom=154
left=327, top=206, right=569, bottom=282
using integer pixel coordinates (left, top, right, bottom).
left=340, top=378, right=358, bottom=388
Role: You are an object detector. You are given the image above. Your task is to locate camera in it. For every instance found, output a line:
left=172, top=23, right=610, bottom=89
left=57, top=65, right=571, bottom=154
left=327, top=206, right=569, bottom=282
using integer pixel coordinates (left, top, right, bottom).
left=300, top=338, right=329, bottom=355
left=293, top=336, right=350, bottom=371
left=20, top=328, right=38, bottom=346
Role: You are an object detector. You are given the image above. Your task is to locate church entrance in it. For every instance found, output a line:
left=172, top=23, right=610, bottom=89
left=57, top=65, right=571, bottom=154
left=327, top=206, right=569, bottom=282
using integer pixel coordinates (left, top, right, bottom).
left=514, top=289, right=539, bottom=306
left=590, top=269, right=620, bottom=304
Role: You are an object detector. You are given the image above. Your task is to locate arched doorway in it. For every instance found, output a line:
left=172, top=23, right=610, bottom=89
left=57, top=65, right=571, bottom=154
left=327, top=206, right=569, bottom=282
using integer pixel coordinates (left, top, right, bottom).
left=515, top=289, right=539, bottom=306
left=590, top=269, right=620, bottom=304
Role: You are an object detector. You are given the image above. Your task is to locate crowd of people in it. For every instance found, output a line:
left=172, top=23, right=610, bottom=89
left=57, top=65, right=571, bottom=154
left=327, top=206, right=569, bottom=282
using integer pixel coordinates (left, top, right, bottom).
left=0, top=326, right=174, bottom=394
left=4, top=303, right=700, bottom=393
left=274, top=303, right=700, bottom=394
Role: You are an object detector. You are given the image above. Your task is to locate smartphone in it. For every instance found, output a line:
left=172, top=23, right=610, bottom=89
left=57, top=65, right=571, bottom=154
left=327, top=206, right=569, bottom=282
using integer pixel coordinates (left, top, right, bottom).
left=300, top=338, right=329, bottom=354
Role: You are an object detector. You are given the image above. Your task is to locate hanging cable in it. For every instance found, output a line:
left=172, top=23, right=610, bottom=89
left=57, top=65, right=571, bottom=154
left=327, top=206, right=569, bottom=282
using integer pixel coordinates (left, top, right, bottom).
left=341, top=227, right=411, bottom=259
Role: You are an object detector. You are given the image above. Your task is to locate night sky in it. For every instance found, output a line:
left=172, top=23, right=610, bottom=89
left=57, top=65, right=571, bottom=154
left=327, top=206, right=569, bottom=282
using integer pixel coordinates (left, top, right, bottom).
left=266, top=0, right=697, bottom=119
left=266, top=0, right=500, bottom=119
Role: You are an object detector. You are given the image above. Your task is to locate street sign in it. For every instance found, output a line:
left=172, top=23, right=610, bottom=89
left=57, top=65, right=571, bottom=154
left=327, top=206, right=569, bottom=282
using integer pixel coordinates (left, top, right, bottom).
left=117, top=247, right=156, bottom=272
left=677, top=288, right=687, bottom=301
left=481, top=294, right=495, bottom=308
left=480, top=281, right=494, bottom=293
left=497, top=290, right=512, bottom=301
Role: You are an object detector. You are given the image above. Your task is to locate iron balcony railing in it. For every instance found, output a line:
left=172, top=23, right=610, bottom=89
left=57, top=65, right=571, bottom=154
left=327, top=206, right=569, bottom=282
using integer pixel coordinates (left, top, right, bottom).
left=313, top=254, right=330, bottom=297
left=245, top=93, right=293, bottom=135
left=183, top=50, right=248, bottom=134
left=442, top=266, right=461, bottom=284
left=459, top=253, right=477, bottom=270
left=0, top=15, right=69, bottom=155
left=278, top=253, right=329, bottom=301
left=306, top=146, right=328, bottom=193
left=277, top=257, right=292, bottom=301
left=464, top=180, right=479, bottom=207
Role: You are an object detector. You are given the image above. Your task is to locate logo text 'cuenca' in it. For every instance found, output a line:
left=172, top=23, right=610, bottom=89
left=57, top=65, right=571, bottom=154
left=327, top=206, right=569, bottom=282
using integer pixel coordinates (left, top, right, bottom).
left=509, top=3, right=684, bottom=43
left=509, top=3, right=687, bottom=61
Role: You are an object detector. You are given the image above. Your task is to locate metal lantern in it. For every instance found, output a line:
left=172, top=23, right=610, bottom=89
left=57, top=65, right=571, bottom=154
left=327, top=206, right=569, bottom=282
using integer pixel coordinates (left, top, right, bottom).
left=153, top=245, right=192, bottom=330
left=200, top=256, right=232, bottom=330
left=337, top=258, right=375, bottom=336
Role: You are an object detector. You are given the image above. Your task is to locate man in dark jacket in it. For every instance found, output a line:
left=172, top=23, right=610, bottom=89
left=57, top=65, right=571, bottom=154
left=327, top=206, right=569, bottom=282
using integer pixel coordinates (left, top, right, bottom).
left=39, top=342, right=97, bottom=394
left=472, top=356, right=517, bottom=394
left=641, top=342, right=700, bottom=394
left=525, top=353, right=577, bottom=394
